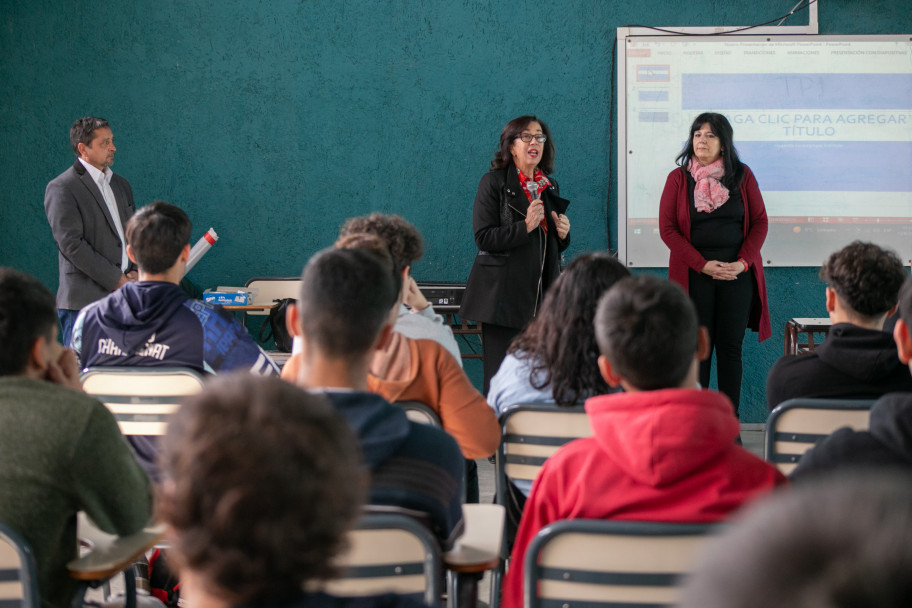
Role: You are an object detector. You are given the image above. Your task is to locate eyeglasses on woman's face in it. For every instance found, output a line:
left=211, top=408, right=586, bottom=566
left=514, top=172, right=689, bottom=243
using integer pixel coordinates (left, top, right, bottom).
left=515, top=133, right=547, bottom=144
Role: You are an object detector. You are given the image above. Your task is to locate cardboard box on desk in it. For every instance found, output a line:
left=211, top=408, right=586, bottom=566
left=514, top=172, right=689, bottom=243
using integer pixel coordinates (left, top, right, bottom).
left=202, top=286, right=258, bottom=306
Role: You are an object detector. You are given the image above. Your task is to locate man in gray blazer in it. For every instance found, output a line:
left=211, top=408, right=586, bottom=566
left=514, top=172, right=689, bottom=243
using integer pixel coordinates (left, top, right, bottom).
left=44, top=117, right=136, bottom=346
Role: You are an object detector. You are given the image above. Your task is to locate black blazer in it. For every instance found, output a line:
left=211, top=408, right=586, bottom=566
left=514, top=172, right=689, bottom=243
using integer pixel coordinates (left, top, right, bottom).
left=460, top=163, right=570, bottom=329
left=44, top=160, right=135, bottom=309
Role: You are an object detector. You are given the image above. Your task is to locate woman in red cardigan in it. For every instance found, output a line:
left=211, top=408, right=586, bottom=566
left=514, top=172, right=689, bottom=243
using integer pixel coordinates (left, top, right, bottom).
left=659, top=112, right=770, bottom=418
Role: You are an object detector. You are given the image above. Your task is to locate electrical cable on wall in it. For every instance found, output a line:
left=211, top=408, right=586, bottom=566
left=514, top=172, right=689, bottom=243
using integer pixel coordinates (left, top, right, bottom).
left=627, top=0, right=818, bottom=36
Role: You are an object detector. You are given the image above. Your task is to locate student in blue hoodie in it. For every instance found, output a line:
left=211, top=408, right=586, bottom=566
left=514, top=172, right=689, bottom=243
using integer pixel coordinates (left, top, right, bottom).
left=73, top=201, right=276, bottom=376
left=72, top=201, right=278, bottom=479
left=284, top=247, right=466, bottom=549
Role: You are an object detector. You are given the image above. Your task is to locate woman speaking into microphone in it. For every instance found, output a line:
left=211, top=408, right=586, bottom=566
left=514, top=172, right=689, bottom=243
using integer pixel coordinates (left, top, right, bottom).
left=659, top=112, right=770, bottom=418
left=460, top=115, right=571, bottom=394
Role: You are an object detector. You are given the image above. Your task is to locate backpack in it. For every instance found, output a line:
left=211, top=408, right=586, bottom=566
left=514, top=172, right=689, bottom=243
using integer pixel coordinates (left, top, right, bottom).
left=257, top=298, right=296, bottom=352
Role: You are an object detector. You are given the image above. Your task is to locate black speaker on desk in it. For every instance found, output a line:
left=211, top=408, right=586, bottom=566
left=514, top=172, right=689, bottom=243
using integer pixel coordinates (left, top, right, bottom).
left=414, top=282, right=466, bottom=313
left=414, top=283, right=481, bottom=361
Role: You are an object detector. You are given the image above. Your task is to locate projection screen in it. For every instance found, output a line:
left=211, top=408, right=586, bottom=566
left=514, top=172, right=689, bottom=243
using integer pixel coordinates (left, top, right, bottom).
left=617, top=34, right=912, bottom=267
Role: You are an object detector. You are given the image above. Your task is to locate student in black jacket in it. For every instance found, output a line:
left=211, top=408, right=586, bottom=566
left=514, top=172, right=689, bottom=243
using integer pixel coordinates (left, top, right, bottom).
left=766, top=241, right=911, bottom=411
left=791, top=276, right=912, bottom=480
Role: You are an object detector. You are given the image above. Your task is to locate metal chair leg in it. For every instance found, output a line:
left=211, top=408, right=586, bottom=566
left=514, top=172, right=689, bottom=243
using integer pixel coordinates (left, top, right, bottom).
left=449, top=570, right=483, bottom=608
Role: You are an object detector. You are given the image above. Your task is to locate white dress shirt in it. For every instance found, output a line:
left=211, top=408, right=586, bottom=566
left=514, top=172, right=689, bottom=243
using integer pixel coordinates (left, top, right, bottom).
left=78, top=158, right=128, bottom=271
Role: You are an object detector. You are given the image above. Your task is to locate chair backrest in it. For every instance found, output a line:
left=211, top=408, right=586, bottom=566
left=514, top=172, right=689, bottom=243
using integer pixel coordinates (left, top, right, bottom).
left=322, top=513, right=441, bottom=606
left=0, top=523, right=40, bottom=608
left=525, top=519, right=716, bottom=608
left=765, top=397, right=874, bottom=475
left=395, top=401, right=442, bottom=427
left=495, top=403, right=592, bottom=504
left=81, top=367, right=207, bottom=437
left=244, top=276, right=301, bottom=316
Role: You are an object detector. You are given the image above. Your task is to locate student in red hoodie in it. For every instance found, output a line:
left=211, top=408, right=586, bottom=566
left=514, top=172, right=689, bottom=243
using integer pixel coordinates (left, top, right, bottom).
left=501, top=275, right=786, bottom=608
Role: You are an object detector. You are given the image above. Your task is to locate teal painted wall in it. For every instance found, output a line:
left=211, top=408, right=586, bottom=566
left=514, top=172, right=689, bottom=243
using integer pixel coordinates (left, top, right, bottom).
left=1, top=1, right=909, bottom=422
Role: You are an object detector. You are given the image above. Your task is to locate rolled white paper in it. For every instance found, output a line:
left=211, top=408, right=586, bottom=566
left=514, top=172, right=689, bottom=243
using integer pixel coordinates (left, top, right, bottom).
left=184, top=227, right=219, bottom=276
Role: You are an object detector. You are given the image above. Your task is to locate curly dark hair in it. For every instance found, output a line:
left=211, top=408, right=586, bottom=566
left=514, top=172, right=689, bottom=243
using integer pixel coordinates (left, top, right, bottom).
left=491, top=115, right=556, bottom=175
left=675, top=112, right=744, bottom=190
left=819, top=241, right=906, bottom=318
left=338, top=213, right=424, bottom=270
left=509, top=252, right=630, bottom=407
left=158, top=375, right=364, bottom=602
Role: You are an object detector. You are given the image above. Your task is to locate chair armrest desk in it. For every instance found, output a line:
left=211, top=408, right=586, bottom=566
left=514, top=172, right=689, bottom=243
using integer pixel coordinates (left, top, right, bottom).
left=444, top=504, right=504, bottom=608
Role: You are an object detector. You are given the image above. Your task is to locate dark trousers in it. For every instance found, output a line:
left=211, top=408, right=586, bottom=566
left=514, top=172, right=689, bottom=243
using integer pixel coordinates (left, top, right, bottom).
left=503, top=480, right=528, bottom=552
left=688, top=270, right=753, bottom=417
left=465, top=459, right=479, bottom=503
left=57, top=309, right=80, bottom=347
left=481, top=322, right=521, bottom=396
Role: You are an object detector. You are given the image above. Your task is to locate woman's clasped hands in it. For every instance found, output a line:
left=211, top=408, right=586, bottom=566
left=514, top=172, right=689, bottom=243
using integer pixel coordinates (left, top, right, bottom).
left=702, top=260, right=744, bottom=281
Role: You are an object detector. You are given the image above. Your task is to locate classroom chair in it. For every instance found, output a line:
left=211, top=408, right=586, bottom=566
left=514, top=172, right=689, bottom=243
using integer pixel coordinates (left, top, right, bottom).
left=765, top=397, right=874, bottom=475
left=524, top=519, right=716, bottom=608
left=81, top=367, right=207, bottom=438
left=491, top=403, right=592, bottom=608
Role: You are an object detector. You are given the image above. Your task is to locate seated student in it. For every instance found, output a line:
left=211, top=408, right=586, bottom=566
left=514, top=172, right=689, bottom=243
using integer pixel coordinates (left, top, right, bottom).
left=284, top=247, right=466, bottom=549
left=339, top=212, right=462, bottom=365
left=73, top=201, right=277, bottom=376
left=679, top=471, right=912, bottom=608
left=488, top=252, right=630, bottom=419
left=486, top=252, right=628, bottom=542
left=790, top=276, right=912, bottom=480
left=158, top=374, right=425, bottom=608
left=73, top=202, right=278, bottom=479
left=766, top=241, right=910, bottom=410
left=501, top=275, right=786, bottom=608
left=335, top=214, right=499, bottom=500
left=0, top=268, right=151, bottom=608
left=283, top=233, right=500, bottom=463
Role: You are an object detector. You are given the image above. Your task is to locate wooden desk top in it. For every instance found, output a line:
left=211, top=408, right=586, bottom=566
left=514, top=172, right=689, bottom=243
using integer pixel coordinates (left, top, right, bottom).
left=444, top=504, right=504, bottom=573
left=70, top=513, right=165, bottom=581
left=790, top=317, right=832, bottom=329
left=222, top=303, right=277, bottom=311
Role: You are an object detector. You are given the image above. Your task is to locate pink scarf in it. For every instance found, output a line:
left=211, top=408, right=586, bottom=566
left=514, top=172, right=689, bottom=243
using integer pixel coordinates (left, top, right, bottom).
left=689, top=157, right=729, bottom=213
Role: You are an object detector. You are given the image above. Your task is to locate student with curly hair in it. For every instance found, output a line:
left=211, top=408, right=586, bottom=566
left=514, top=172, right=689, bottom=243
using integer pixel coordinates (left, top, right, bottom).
left=338, top=213, right=462, bottom=365
left=487, top=253, right=629, bottom=508
left=791, top=276, right=912, bottom=479
left=766, top=241, right=911, bottom=410
left=159, top=374, right=425, bottom=608
left=487, top=252, right=630, bottom=418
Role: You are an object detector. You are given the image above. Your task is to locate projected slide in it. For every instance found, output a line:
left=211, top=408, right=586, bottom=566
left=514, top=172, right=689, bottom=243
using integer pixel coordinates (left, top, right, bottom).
left=622, top=36, right=912, bottom=267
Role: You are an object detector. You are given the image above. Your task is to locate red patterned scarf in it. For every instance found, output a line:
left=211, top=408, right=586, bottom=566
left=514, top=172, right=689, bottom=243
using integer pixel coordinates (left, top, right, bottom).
left=517, top=167, right=552, bottom=232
